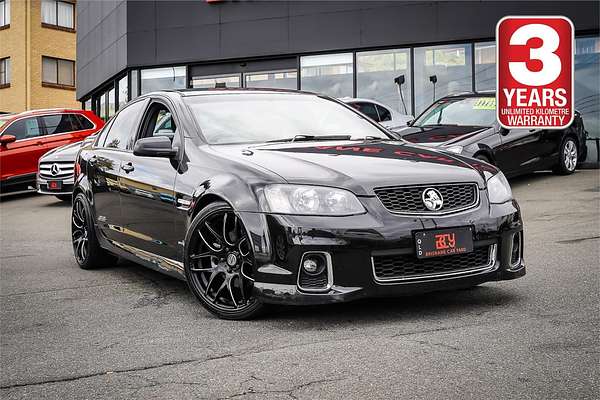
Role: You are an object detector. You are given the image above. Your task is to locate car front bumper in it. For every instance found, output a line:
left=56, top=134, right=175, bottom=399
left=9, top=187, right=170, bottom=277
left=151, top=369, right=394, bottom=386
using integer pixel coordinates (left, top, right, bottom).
left=36, top=175, right=75, bottom=196
left=240, top=195, right=525, bottom=306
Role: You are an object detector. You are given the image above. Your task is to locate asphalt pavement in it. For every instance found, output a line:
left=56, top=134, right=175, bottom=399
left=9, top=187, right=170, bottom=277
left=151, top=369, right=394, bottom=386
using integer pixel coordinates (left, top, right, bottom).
left=1, top=170, right=599, bottom=399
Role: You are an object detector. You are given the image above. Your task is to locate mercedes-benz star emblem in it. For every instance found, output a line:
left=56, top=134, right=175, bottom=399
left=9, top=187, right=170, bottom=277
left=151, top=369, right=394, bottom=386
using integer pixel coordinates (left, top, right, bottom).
left=422, top=188, right=444, bottom=211
left=50, top=163, right=61, bottom=176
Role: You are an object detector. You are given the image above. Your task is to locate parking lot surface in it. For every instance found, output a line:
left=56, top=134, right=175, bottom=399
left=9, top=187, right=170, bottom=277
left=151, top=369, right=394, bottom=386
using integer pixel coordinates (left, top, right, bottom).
left=1, top=170, right=599, bottom=399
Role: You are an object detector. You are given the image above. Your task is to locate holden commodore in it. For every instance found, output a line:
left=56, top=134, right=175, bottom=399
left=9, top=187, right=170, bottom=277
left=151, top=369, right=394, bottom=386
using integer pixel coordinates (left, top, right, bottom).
left=71, top=89, right=525, bottom=319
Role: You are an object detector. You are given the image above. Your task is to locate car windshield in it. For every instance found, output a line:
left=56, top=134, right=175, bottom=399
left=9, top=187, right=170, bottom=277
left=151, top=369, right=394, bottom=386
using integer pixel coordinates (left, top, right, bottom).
left=412, top=97, right=496, bottom=127
left=184, top=93, right=391, bottom=144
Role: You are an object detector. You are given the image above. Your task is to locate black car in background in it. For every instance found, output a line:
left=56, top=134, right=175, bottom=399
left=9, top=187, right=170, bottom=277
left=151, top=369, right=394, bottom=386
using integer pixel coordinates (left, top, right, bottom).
left=72, top=89, right=524, bottom=319
left=395, top=92, right=588, bottom=177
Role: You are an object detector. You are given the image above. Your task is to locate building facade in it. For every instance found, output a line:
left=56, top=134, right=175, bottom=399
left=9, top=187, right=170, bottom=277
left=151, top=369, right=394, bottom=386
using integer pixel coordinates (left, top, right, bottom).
left=76, top=0, right=599, bottom=161
left=0, top=0, right=80, bottom=113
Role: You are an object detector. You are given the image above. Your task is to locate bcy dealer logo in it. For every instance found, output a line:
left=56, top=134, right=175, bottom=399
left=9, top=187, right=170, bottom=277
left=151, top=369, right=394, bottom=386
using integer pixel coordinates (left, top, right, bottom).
left=497, top=16, right=574, bottom=129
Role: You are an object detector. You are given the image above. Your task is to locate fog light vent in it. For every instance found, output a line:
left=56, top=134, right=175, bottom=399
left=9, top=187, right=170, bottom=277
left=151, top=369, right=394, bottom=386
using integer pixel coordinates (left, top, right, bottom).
left=510, top=231, right=522, bottom=268
left=298, top=252, right=332, bottom=292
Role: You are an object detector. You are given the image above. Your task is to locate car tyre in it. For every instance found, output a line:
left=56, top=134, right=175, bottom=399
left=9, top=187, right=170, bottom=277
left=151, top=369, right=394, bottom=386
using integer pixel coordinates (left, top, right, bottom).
left=553, top=137, right=578, bottom=175
left=71, top=193, right=116, bottom=269
left=184, top=201, right=265, bottom=320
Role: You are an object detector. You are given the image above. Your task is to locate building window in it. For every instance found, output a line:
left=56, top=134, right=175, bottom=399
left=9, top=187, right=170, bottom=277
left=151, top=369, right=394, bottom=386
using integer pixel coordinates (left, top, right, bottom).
left=0, top=0, right=10, bottom=27
left=99, top=92, right=107, bottom=121
left=575, top=36, right=600, bottom=140
left=141, top=66, right=186, bottom=95
left=245, top=70, right=297, bottom=90
left=42, top=56, right=75, bottom=88
left=117, top=75, right=128, bottom=110
left=414, top=43, right=473, bottom=115
left=130, top=70, right=139, bottom=99
left=41, top=0, right=74, bottom=30
left=300, top=53, right=353, bottom=98
left=357, top=48, right=412, bottom=115
left=84, top=98, right=91, bottom=111
left=0, top=58, right=10, bottom=87
left=108, top=87, right=116, bottom=118
left=475, top=42, right=496, bottom=92
left=191, top=74, right=241, bottom=89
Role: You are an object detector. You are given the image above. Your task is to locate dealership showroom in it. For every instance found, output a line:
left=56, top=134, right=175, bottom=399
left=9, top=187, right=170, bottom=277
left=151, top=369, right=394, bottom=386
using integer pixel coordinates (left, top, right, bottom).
left=1, top=1, right=600, bottom=399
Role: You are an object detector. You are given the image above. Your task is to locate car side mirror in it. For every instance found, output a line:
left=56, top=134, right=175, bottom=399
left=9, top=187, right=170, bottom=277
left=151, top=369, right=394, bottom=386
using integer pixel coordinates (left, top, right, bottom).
left=0, top=135, right=16, bottom=146
left=499, top=127, right=510, bottom=136
left=133, top=136, right=177, bottom=158
left=406, top=119, right=414, bottom=126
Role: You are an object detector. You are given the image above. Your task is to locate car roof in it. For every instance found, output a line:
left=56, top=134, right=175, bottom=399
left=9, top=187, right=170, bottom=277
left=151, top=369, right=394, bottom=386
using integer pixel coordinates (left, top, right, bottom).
left=4, top=108, right=90, bottom=119
left=153, top=87, right=321, bottom=98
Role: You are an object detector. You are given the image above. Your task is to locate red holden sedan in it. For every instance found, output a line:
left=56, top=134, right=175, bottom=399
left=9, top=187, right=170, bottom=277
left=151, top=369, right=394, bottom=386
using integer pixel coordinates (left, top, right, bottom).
left=0, top=109, right=104, bottom=192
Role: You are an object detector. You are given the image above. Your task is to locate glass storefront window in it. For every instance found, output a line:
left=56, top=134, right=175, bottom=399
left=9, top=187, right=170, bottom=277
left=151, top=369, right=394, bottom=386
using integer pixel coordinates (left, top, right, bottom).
left=414, top=43, right=473, bottom=115
left=99, top=93, right=106, bottom=121
left=130, top=70, right=139, bottom=99
left=117, top=75, right=128, bottom=110
left=300, top=53, right=353, bottom=98
left=575, top=36, right=600, bottom=140
left=108, top=88, right=116, bottom=118
left=357, top=48, right=412, bottom=115
left=245, top=70, right=297, bottom=90
left=475, top=42, right=496, bottom=92
left=191, top=74, right=241, bottom=89
left=141, top=66, right=186, bottom=94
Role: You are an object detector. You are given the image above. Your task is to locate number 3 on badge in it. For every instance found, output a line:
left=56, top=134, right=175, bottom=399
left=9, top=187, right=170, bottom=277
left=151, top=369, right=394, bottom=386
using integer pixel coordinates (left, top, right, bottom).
left=509, top=23, right=561, bottom=86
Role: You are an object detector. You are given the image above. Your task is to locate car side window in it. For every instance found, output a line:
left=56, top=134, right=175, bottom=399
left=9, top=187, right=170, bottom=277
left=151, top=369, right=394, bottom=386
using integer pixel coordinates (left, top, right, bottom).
left=101, top=99, right=148, bottom=150
left=3, top=117, right=43, bottom=140
left=41, top=114, right=76, bottom=135
left=352, top=102, right=380, bottom=122
left=138, top=103, right=177, bottom=143
left=376, top=105, right=392, bottom=122
left=75, top=114, right=94, bottom=130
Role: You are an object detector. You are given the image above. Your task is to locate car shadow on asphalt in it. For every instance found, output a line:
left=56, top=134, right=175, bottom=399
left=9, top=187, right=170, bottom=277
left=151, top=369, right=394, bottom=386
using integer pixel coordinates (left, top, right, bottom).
left=263, top=286, right=523, bottom=328
left=113, top=257, right=523, bottom=326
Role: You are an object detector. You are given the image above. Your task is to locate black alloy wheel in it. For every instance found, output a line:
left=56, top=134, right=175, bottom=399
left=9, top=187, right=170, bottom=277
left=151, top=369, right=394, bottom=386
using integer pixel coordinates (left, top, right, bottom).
left=72, top=196, right=89, bottom=265
left=185, top=202, right=264, bottom=320
left=71, top=193, right=115, bottom=269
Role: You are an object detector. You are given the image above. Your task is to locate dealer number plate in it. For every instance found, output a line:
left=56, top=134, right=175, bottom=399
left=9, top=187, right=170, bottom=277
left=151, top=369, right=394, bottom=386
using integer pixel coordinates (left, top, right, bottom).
left=48, top=181, right=62, bottom=190
left=414, top=227, right=473, bottom=259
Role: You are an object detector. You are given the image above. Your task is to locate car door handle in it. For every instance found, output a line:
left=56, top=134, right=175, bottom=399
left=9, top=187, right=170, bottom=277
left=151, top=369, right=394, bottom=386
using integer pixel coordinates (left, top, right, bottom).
left=121, top=163, right=134, bottom=173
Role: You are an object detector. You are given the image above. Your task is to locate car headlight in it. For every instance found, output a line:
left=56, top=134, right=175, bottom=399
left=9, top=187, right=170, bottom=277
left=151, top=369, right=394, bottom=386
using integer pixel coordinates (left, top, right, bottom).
left=487, top=172, right=513, bottom=204
left=444, top=145, right=463, bottom=154
left=263, top=185, right=365, bottom=216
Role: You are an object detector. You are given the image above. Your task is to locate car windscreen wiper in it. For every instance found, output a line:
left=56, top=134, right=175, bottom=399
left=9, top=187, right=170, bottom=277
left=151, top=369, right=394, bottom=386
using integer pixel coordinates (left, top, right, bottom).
left=266, top=134, right=352, bottom=143
left=419, top=123, right=460, bottom=127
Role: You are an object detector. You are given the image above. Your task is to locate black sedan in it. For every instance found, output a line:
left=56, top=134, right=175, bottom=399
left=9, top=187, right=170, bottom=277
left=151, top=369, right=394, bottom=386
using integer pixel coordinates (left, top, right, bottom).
left=72, top=89, right=524, bottom=319
left=396, top=92, right=588, bottom=177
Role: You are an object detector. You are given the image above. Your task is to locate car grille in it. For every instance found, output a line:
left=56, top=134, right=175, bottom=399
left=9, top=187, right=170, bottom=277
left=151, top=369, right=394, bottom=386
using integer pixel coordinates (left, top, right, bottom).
left=39, top=161, right=75, bottom=180
left=374, top=183, right=478, bottom=214
left=372, top=245, right=495, bottom=282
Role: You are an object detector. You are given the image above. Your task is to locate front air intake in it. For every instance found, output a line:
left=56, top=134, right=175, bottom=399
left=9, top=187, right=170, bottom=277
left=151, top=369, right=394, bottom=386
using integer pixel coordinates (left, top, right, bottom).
left=297, top=252, right=332, bottom=292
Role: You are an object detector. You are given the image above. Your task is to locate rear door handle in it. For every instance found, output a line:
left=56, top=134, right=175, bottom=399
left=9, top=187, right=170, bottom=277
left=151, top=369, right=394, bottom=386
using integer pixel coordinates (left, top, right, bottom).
left=121, top=163, right=134, bottom=173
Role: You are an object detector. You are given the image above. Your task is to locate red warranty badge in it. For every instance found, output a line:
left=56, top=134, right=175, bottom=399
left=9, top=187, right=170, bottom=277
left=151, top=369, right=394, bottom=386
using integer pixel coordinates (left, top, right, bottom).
left=496, top=16, right=574, bottom=129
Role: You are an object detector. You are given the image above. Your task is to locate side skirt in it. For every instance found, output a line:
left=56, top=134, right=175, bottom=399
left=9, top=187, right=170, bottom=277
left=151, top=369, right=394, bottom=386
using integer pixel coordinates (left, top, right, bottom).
left=96, top=228, right=187, bottom=281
